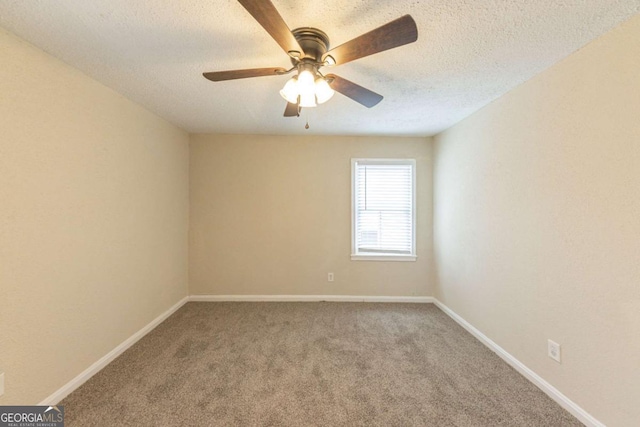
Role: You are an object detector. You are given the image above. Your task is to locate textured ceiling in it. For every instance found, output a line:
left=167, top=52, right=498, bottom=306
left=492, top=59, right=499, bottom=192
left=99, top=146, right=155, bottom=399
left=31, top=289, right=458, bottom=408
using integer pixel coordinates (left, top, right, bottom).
left=0, top=1, right=638, bottom=136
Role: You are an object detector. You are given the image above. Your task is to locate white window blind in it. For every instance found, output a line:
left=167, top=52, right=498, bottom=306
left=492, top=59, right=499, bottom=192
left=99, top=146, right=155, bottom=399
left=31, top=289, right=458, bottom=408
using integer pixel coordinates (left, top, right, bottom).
left=352, top=159, right=416, bottom=260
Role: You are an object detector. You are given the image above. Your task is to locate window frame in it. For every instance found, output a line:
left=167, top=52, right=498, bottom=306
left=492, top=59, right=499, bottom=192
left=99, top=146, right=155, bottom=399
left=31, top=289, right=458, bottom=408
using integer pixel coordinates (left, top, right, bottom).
left=351, top=158, right=417, bottom=262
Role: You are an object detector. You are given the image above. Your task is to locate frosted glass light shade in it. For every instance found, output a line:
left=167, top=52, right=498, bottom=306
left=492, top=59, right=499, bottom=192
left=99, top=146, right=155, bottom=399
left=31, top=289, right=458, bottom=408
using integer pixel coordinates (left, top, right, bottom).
left=297, top=70, right=315, bottom=90
left=279, top=77, right=299, bottom=104
left=299, top=91, right=317, bottom=108
left=315, top=78, right=334, bottom=104
left=297, top=69, right=317, bottom=107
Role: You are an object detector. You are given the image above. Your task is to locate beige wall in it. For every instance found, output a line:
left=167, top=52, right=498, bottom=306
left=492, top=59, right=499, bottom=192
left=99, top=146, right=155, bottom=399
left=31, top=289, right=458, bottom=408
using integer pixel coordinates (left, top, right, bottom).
left=0, top=28, right=189, bottom=404
left=433, top=14, right=640, bottom=426
left=190, top=134, right=433, bottom=297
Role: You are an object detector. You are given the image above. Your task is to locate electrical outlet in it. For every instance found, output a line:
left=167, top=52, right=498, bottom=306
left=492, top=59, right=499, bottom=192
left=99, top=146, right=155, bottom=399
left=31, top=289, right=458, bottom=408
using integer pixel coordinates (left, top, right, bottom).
left=0, top=372, right=4, bottom=397
left=548, top=340, right=561, bottom=363
left=327, top=272, right=334, bottom=282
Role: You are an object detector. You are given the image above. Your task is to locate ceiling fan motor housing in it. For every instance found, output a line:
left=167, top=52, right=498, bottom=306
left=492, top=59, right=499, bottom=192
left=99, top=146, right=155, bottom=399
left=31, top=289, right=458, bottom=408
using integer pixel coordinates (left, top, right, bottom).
left=291, top=28, right=330, bottom=64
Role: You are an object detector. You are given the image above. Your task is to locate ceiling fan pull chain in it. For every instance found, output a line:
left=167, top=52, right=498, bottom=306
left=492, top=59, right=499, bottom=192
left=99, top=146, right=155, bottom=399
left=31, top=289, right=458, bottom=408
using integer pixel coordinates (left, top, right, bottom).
left=305, top=109, right=310, bottom=130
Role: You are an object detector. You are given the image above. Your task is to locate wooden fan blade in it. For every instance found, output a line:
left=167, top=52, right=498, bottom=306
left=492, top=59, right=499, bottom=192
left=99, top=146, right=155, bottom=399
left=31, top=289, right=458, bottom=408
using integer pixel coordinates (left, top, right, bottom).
left=203, top=67, right=287, bottom=82
left=326, top=74, right=383, bottom=108
left=283, top=102, right=299, bottom=117
left=238, top=0, right=305, bottom=57
left=322, top=15, right=417, bottom=66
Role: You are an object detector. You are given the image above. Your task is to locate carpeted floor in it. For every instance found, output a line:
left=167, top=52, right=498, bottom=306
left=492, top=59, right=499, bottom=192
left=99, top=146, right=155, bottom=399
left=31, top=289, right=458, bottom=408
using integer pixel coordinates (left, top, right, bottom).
left=61, top=302, right=582, bottom=426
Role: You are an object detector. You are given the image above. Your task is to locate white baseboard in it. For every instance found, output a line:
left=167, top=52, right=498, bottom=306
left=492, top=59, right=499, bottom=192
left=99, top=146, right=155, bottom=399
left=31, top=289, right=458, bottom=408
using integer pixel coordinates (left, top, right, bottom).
left=189, top=295, right=434, bottom=303
left=433, top=299, right=603, bottom=427
left=38, top=296, right=189, bottom=405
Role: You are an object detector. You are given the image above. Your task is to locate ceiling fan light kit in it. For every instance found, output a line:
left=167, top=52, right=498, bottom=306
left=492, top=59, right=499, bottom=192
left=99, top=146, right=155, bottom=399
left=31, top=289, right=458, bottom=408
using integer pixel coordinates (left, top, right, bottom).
left=203, top=0, right=418, bottom=118
left=279, top=61, right=335, bottom=107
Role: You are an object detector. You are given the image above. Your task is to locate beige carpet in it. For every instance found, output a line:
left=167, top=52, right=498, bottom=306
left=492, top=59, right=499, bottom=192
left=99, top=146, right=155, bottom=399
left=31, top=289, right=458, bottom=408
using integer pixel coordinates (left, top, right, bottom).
left=61, top=302, right=582, bottom=426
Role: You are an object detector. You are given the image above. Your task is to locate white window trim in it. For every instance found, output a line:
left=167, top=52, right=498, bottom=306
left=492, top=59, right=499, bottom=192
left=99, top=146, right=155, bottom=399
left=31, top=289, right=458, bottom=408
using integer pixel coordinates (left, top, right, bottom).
left=351, top=158, right=417, bottom=262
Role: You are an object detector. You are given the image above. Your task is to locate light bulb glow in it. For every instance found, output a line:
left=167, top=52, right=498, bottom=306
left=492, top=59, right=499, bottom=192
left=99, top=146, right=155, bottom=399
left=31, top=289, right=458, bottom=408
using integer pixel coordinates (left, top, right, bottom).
left=297, top=69, right=318, bottom=107
left=297, top=70, right=315, bottom=91
left=315, top=78, right=334, bottom=104
left=279, top=77, right=299, bottom=104
left=299, top=91, right=316, bottom=108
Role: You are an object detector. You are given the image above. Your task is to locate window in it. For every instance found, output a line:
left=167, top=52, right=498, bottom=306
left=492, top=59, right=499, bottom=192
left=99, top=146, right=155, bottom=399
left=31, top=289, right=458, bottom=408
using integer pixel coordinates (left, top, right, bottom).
left=351, top=159, right=416, bottom=261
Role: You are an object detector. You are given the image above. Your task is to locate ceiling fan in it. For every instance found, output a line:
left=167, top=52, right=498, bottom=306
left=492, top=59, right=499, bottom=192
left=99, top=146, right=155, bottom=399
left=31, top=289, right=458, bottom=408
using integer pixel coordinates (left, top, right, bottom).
left=203, top=0, right=418, bottom=117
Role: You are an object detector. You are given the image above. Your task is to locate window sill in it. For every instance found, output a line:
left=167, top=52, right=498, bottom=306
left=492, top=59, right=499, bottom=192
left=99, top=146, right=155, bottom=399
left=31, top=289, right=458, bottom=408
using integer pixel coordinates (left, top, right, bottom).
left=351, top=254, right=417, bottom=262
